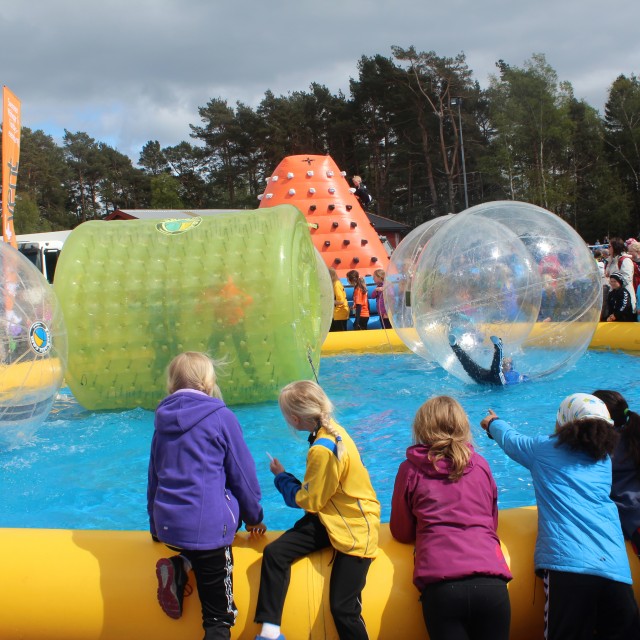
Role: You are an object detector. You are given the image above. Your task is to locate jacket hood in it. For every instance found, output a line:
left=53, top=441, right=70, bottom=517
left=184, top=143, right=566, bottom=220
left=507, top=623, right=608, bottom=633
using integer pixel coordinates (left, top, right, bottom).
left=155, top=389, right=226, bottom=435
left=405, top=443, right=476, bottom=478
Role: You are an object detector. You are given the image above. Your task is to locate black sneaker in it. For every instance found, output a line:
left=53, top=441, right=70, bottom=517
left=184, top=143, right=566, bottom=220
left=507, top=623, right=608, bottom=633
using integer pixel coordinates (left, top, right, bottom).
left=156, top=556, right=190, bottom=619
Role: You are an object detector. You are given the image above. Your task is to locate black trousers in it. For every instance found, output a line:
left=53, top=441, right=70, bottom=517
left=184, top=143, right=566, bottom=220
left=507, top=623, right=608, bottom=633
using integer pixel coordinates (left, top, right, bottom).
left=421, top=576, right=511, bottom=640
left=451, top=342, right=504, bottom=385
left=255, top=513, right=372, bottom=639
left=178, top=546, right=237, bottom=640
left=542, top=569, right=640, bottom=640
left=330, top=319, right=348, bottom=332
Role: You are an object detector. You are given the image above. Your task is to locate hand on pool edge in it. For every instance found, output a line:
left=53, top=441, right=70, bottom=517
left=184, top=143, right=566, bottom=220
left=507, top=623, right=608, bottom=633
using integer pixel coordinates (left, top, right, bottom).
left=246, top=522, right=267, bottom=537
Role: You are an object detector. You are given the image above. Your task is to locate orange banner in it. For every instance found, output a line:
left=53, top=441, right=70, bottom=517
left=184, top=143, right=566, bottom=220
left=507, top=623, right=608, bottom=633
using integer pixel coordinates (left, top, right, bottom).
left=2, top=86, right=21, bottom=248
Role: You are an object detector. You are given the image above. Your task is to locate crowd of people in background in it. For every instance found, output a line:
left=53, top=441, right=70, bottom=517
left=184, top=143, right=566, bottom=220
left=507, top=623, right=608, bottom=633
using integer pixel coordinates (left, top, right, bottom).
left=595, top=236, right=640, bottom=322
left=330, top=267, right=390, bottom=332
left=328, top=236, right=640, bottom=332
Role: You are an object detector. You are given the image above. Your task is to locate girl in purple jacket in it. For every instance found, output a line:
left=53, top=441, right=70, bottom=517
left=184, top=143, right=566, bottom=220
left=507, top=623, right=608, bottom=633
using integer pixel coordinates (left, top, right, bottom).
left=390, top=395, right=512, bottom=640
left=148, top=352, right=266, bottom=640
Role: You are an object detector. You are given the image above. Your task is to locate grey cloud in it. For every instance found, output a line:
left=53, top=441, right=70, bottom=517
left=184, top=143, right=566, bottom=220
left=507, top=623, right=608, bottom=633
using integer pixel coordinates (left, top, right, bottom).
left=2, top=0, right=638, bottom=160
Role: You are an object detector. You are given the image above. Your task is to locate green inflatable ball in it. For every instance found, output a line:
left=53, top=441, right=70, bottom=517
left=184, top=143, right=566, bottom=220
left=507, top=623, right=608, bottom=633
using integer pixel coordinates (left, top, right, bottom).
left=54, top=206, right=323, bottom=409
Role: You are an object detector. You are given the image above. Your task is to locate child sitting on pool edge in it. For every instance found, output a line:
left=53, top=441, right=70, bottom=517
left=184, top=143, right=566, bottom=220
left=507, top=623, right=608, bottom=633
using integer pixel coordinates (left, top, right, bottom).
left=253, top=380, right=380, bottom=640
left=148, top=351, right=266, bottom=639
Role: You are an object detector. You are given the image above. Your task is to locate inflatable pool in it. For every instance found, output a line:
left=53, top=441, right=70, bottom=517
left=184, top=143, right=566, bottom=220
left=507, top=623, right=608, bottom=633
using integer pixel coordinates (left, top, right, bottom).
left=2, top=325, right=640, bottom=639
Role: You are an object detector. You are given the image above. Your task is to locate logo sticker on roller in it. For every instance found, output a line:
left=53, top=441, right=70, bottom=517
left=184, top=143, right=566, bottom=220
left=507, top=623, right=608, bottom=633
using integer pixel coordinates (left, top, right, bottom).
left=29, top=321, right=52, bottom=355
left=156, top=217, right=203, bottom=236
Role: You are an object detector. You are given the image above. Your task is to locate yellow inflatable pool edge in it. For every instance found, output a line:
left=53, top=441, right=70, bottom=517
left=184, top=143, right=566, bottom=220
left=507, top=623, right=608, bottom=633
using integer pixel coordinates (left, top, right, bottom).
left=1, top=511, right=639, bottom=640
left=4, top=323, right=640, bottom=639
left=320, top=323, right=640, bottom=355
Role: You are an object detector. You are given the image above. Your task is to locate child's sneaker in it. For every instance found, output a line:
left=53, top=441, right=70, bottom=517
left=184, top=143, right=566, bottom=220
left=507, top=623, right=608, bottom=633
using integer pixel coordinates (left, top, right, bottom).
left=156, top=556, right=191, bottom=619
left=448, top=333, right=457, bottom=347
left=490, top=335, right=502, bottom=346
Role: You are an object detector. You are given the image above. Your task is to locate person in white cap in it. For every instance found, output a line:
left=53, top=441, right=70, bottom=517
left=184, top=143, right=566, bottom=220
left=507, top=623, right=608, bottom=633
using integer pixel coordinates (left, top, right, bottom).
left=480, top=394, right=640, bottom=640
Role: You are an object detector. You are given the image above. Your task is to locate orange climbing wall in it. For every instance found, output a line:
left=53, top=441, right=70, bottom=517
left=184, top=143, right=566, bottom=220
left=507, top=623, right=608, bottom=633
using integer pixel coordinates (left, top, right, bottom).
left=258, top=155, right=389, bottom=279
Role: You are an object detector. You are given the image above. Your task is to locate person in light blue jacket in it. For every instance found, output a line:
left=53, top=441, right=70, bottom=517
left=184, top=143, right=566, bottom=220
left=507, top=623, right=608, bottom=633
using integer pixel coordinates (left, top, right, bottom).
left=481, top=393, right=640, bottom=640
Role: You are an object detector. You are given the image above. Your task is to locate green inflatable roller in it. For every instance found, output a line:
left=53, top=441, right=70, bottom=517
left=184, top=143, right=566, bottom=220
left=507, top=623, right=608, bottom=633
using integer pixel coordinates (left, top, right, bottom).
left=54, top=206, right=323, bottom=409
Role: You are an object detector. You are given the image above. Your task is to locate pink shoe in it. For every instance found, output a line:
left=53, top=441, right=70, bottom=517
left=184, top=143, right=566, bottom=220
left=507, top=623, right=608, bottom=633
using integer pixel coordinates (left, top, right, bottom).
left=155, top=556, right=191, bottom=619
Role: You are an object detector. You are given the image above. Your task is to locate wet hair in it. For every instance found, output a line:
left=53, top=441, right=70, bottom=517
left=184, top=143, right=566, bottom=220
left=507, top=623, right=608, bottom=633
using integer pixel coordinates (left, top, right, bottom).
left=346, top=269, right=367, bottom=294
left=554, top=417, right=618, bottom=460
left=609, top=237, right=626, bottom=256
left=278, top=380, right=345, bottom=459
left=412, top=396, right=472, bottom=481
left=167, top=352, right=222, bottom=399
left=373, top=268, right=386, bottom=282
left=593, top=389, right=640, bottom=475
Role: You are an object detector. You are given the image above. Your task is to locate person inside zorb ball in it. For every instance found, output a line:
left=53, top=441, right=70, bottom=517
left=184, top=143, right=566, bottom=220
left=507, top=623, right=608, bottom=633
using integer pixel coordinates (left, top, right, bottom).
left=408, top=201, right=602, bottom=383
left=0, top=243, right=67, bottom=447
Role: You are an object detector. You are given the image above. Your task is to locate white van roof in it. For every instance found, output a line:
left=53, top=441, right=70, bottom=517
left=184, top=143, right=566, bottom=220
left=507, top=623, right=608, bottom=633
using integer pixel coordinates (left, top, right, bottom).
left=16, top=230, right=72, bottom=245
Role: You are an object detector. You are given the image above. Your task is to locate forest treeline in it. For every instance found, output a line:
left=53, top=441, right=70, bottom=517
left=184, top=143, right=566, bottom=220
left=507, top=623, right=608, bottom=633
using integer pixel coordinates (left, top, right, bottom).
left=2, top=49, right=640, bottom=242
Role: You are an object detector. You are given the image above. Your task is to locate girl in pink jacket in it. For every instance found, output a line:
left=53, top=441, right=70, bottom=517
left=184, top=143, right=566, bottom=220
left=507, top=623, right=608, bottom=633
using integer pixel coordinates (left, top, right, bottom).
left=390, top=395, right=511, bottom=640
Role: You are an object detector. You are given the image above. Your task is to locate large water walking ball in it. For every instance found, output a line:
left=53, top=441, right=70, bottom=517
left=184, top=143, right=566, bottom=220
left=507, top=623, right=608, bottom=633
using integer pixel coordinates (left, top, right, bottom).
left=392, top=201, right=602, bottom=382
left=0, top=242, right=67, bottom=447
left=385, top=215, right=453, bottom=359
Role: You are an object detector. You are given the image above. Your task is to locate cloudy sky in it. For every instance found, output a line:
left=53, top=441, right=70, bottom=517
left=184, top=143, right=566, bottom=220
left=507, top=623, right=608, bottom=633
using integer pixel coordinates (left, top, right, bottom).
left=2, top=0, right=638, bottom=162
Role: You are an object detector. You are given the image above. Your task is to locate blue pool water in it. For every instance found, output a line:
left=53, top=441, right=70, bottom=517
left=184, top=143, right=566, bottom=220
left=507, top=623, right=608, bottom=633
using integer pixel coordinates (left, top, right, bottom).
left=1, top=349, right=639, bottom=531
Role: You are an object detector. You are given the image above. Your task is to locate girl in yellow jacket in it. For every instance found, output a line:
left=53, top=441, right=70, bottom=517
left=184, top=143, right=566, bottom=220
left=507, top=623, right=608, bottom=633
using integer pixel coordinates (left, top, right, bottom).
left=253, top=380, right=380, bottom=640
left=329, top=267, right=350, bottom=331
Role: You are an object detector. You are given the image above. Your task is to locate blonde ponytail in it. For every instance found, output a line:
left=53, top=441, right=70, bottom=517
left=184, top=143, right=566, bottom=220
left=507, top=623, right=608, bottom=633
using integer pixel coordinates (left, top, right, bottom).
left=321, top=420, right=346, bottom=460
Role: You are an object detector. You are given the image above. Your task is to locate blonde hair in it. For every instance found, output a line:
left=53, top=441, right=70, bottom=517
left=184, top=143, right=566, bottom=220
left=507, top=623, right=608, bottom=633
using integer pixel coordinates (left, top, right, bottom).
left=328, top=267, right=340, bottom=283
left=628, top=241, right=640, bottom=254
left=412, top=396, right=472, bottom=481
left=373, top=268, right=386, bottom=281
left=167, top=352, right=222, bottom=399
left=278, top=380, right=345, bottom=459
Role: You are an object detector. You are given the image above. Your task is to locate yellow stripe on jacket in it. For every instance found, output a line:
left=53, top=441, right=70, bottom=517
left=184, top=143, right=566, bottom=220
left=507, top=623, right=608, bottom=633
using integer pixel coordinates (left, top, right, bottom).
left=294, top=420, right=380, bottom=558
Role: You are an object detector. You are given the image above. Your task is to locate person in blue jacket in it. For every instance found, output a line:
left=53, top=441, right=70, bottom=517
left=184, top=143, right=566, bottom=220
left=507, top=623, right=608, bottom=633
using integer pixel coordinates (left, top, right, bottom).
left=148, top=351, right=266, bottom=640
left=449, top=334, right=525, bottom=385
left=481, top=393, right=640, bottom=640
